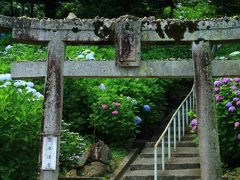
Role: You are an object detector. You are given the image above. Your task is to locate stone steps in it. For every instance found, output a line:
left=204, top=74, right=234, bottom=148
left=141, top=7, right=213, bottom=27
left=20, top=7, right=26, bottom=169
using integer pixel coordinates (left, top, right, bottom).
left=123, top=169, right=201, bottom=180
left=145, top=140, right=196, bottom=148
left=122, top=132, right=200, bottom=180
left=140, top=147, right=199, bottom=158
left=130, top=157, right=200, bottom=170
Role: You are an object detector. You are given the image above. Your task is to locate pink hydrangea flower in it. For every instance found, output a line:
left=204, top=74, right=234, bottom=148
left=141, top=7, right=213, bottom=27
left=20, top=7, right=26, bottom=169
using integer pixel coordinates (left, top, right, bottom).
left=112, top=110, right=119, bottom=115
left=234, top=122, right=240, bottom=127
left=215, top=94, right=224, bottom=102
left=113, top=102, right=121, bottom=107
left=214, top=88, right=219, bottom=93
left=101, top=104, right=108, bottom=110
left=236, top=101, right=240, bottom=107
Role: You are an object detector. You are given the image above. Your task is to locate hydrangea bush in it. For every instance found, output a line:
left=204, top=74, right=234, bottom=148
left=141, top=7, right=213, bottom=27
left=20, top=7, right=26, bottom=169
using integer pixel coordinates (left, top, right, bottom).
left=213, top=77, right=240, bottom=167
left=189, top=77, right=240, bottom=167
left=0, top=74, right=88, bottom=179
left=88, top=82, right=148, bottom=144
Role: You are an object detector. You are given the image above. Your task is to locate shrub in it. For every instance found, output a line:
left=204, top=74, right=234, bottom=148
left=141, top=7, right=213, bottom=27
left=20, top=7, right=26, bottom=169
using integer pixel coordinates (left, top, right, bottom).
left=214, top=77, right=240, bottom=167
left=0, top=75, right=43, bottom=179
left=88, top=82, right=139, bottom=144
left=0, top=74, right=88, bottom=179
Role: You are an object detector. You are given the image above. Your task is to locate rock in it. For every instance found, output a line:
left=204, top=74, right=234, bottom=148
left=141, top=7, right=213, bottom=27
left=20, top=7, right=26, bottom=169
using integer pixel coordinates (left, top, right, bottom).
left=82, top=161, right=107, bottom=177
left=107, top=159, right=116, bottom=172
left=66, top=169, right=77, bottom=177
left=89, top=140, right=112, bottom=164
left=75, top=151, right=89, bottom=167
left=66, top=13, right=77, bottom=20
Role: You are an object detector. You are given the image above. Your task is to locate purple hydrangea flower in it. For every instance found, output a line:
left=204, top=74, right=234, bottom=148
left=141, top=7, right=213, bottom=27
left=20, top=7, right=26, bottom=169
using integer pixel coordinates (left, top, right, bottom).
left=233, top=97, right=240, bottom=102
left=221, top=78, right=231, bottom=84
left=214, top=80, right=222, bottom=87
left=234, top=122, right=240, bottom=127
left=134, top=116, right=142, bottom=125
left=215, top=95, right=224, bottom=102
left=228, top=106, right=236, bottom=112
left=99, top=83, right=106, bottom=90
left=233, top=77, right=240, bottom=83
left=190, top=119, right=198, bottom=131
left=143, top=105, right=150, bottom=111
left=235, top=90, right=240, bottom=95
left=214, top=88, right=219, bottom=93
left=230, top=86, right=238, bottom=91
left=226, top=102, right=232, bottom=108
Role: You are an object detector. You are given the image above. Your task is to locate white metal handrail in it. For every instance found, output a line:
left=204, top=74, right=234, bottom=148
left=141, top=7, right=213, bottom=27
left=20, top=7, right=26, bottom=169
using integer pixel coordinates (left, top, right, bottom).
left=154, top=85, right=195, bottom=180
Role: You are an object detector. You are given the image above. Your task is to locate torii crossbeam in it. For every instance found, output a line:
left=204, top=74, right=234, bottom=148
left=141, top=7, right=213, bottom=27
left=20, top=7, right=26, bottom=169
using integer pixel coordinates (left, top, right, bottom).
left=1, top=15, right=240, bottom=180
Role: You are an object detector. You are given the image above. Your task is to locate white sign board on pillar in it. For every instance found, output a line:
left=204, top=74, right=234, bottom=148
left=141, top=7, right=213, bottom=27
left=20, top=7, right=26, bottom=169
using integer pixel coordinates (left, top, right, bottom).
left=41, top=136, right=57, bottom=170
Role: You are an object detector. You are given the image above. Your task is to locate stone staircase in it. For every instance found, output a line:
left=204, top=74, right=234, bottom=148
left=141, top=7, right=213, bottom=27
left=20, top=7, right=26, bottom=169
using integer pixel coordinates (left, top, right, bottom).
left=122, top=133, right=200, bottom=180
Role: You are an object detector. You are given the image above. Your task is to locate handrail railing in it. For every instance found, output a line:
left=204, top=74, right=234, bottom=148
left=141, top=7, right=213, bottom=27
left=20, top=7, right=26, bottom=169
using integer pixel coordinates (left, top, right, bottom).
left=154, top=85, right=195, bottom=180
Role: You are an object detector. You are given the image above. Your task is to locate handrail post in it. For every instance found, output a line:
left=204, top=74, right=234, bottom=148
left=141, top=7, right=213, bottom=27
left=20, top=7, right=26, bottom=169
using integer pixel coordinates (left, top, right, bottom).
left=182, top=105, right=185, bottom=136
left=186, top=100, right=189, bottom=125
left=162, top=138, right=165, bottom=171
left=190, top=94, right=192, bottom=111
left=193, top=90, right=195, bottom=110
left=168, top=128, right=171, bottom=160
left=178, top=111, right=181, bottom=142
left=154, top=148, right=158, bottom=180
left=173, top=117, right=176, bottom=151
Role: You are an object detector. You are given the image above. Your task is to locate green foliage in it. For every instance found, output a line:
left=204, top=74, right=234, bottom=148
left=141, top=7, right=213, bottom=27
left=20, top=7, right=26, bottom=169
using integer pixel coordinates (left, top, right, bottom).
left=89, top=84, right=138, bottom=144
left=0, top=80, right=43, bottom=180
left=216, top=44, right=240, bottom=59
left=60, top=122, right=91, bottom=173
left=0, top=77, right=89, bottom=179
left=223, top=166, right=240, bottom=179
left=171, top=1, right=216, bottom=19
left=142, top=45, right=192, bottom=60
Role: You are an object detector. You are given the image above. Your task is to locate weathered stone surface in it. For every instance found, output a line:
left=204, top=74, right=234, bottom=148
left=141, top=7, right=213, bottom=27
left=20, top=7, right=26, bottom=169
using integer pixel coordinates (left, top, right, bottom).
left=11, top=60, right=240, bottom=79
left=192, top=40, right=222, bottom=180
left=88, top=140, right=112, bottom=164
left=39, top=39, right=65, bottom=180
left=75, top=151, right=89, bottom=167
left=82, top=161, right=107, bottom=177
left=65, top=169, right=77, bottom=177
left=115, top=21, right=141, bottom=67
left=1, top=15, right=240, bottom=43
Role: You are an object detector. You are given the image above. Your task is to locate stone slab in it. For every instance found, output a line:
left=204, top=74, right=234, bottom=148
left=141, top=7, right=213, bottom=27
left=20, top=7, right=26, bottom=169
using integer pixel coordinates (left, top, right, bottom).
left=1, top=15, right=240, bottom=43
left=11, top=60, right=240, bottom=79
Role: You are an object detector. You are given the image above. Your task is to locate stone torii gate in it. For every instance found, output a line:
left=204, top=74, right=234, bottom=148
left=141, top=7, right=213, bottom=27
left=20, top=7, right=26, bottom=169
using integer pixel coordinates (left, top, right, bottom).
left=1, top=15, right=240, bottom=180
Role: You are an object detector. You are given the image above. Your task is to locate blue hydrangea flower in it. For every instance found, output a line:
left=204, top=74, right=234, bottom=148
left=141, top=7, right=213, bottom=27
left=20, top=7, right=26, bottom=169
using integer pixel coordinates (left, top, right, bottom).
left=226, top=102, right=232, bottom=108
left=134, top=116, right=142, bottom=125
left=35, top=92, right=44, bottom=99
left=0, top=74, right=12, bottom=81
left=26, top=82, right=34, bottom=88
left=5, top=45, right=13, bottom=52
left=143, top=105, right=150, bottom=111
left=86, top=52, right=95, bottom=60
left=26, top=87, right=37, bottom=94
left=132, top=99, right=137, bottom=105
left=126, top=96, right=131, bottom=101
left=99, top=83, right=106, bottom=90
left=14, top=81, right=22, bottom=87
